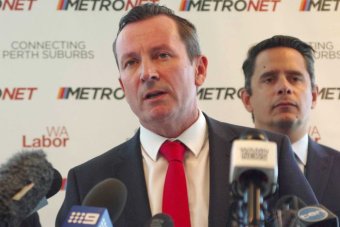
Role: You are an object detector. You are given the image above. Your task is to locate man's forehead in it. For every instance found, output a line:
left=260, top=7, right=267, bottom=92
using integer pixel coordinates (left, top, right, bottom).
left=118, top=15, right=177, bottom=37
left=115, top=16, right=181, bottom=54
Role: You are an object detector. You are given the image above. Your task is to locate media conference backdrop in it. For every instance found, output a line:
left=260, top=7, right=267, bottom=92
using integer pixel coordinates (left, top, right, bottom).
left=1, top=0, right=340, bottom=225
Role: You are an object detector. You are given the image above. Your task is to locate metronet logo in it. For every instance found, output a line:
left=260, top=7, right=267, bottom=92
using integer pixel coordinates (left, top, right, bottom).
left=309, top=126, right=321, bottom=142
left=57, top=0, right=160, bottom=11
left=22, top=126, right=70, bottom=148
left=0, top=87, right=37, bottom=100
left=1, top=40, right=94, bottom=60
left=319, top=87, right=340, bottom=100
left=197, top=87, right=242, bottom=100
left=179, top=0, right=282, bottom=12
left=308, top=41, right=340, bottom=60
left=0, top=0, right=37, bottom=11
left=58, top=87, right=125, bottom=100
left=300, top=0, right=340, bottom=11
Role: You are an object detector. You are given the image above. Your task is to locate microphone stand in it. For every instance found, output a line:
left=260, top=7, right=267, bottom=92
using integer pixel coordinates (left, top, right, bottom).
left=245, top=180, right=264, bottom=227
left=231, top=177, right=267, bottom=227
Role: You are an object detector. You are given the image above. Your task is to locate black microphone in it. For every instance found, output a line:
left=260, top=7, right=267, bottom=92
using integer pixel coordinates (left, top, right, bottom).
left=297, top=205, right=338, bottom=226
left=0, top=150, right=54, bottom=226
left=46, top=168, right=62, bottom=199
left=273, top=195, right=307, bottom=227
left=82, top=178, right=127, bottom=223
left=273, top=195, right=339, bottom=227
left=144, top=213, right=174, bottom=227
left=27, top=167, right=63, bottom=216
left=229, top=130, right=278, bottom=227
left=62, top=178, right=127, bottom=226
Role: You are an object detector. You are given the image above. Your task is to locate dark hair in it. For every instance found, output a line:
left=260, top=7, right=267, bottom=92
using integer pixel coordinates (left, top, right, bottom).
left=242, top=35, right=315, bottom=95
left=112, top=3, right=201, bottom=68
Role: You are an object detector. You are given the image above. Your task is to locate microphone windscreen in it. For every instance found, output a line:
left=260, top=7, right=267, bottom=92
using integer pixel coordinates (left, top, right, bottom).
left=46, top=168, right=62, bottom=199
left=0, top=150, right=54, bottom=225
left=82, top=178, right=127, bottom=223
left=144, top=213, right=174, bottom=227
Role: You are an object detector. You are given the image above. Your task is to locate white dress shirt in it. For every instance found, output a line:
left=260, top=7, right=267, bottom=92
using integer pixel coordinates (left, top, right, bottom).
left=140, top=111, right=209, bottom=227
left=292, top=134, right=309, bottom=174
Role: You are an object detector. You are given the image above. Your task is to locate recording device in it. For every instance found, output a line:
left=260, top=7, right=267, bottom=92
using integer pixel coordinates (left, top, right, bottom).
left=0, top=150, right=54, bottom=226
left=297, top=205, right=339, bottom=226
left=29, top=167, right=63, bottom=215
left=62, top=205, right=113, bottom=227
left=273, top=195, right=339, bottom=227
left=47, top=168, right=62, bottom=199
left=229, top=130, right=278, bottom=226
left=144, top=213, right=174, bottom=227
left=62, top=178, right=127, bottom=227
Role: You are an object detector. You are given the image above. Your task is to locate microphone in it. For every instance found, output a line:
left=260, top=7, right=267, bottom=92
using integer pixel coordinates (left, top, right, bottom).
left=229, top=130, right=278, bottom=226
left=28, top=167, right=63, bottom=215
left=273, top=195, right=339, bottom=227
left=62, top=178, right=127, bottom=227
left=297, top=205, right=339, bottom=226
left=62, top=205, right=113, bottom=227
left=144, top=213, right=174, bottom=227
left=46, top=168, right=62, bottom=199
left=0, top=150, right=54, bottom=226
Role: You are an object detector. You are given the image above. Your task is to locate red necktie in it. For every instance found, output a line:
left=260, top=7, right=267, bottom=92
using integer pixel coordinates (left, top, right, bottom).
left=160, top=140, right=191, bottom=227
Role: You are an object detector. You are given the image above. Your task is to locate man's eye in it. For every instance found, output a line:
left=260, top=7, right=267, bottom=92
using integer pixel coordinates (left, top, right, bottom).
left=159, top=52, right=170, bottom=59
left=264, top=78, right=273, bottom=83
left=124, top=59, right=138, bottom=68
left=291, top=75, right=302, bottom=82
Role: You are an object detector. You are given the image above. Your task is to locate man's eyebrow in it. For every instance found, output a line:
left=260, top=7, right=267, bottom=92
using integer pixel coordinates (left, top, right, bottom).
left=285, top=70, right=304, bottom=75
left=259, top=70, right=305, bottom=79
left=149, top=44, right=173, bottom=53
left=119, top=52, right=139, bottom=65
left=259, top=70, right=278, bottom=78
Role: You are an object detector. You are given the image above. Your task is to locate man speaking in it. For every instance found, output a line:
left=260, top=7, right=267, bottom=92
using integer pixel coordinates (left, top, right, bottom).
left=56, top=5, right=317, bottom=227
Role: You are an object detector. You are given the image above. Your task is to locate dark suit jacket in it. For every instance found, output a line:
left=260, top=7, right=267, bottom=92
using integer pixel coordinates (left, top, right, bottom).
left=56, top=115, right=317, bottom=227
left=306, top=138, right=340, bottom=218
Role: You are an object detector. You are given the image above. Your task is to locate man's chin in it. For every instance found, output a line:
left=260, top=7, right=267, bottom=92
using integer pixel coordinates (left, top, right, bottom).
left=145, top=108, right=173, bottom=121
left=273, top=118, right=298, bottom=131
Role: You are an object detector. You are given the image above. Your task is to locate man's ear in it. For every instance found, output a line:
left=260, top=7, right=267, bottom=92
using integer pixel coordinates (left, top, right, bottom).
left=240, top=88, right=254, bottom=113
left=194, top=55, right=208, bottom=86
left=311, top=84, right=318, bottom=109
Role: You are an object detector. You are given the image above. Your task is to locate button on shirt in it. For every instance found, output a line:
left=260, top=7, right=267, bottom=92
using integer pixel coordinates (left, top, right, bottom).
left=292, top=134, right=309, bottom=174
left=140, top=111, right=209, bottom=227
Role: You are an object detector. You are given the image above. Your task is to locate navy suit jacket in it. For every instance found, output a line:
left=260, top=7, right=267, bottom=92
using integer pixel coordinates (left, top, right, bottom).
left=306, top=138, right=340, bottom=218
left=56, top=115, right=317, bottom=227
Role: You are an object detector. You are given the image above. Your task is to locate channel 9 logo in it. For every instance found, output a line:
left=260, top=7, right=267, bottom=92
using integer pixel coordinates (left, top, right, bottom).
left=67, top=211, right=99, bottom=224
left=63, top=206, right=112, bottom=227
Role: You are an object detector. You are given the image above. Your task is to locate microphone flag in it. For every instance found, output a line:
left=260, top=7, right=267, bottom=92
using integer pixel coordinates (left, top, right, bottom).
left=62, top=205, right=113, bottom=227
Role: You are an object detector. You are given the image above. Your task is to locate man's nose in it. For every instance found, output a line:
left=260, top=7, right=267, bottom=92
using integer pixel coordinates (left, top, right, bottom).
left=277, top=76, right=292, bottom=95
left=140, top=59, right=159, bottom=82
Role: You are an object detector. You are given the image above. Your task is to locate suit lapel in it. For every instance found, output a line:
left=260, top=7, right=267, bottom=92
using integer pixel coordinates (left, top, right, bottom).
left=114, top=131, right=152, bottom=226
left=205, top=116, right=238, bottom=227
left=305, top=138, right=333, bottom=202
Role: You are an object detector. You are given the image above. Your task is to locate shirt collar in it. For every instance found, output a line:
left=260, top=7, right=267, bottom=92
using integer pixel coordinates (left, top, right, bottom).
left=292, top=134, right=309, bottom=166
left=140, top=111, right=207, bottom=161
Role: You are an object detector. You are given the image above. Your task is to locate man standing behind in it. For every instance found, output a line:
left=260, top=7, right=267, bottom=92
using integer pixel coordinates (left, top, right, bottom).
left=56, top=6, right=317, bottom=227
left=241, top=35, right=340, bottom=217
